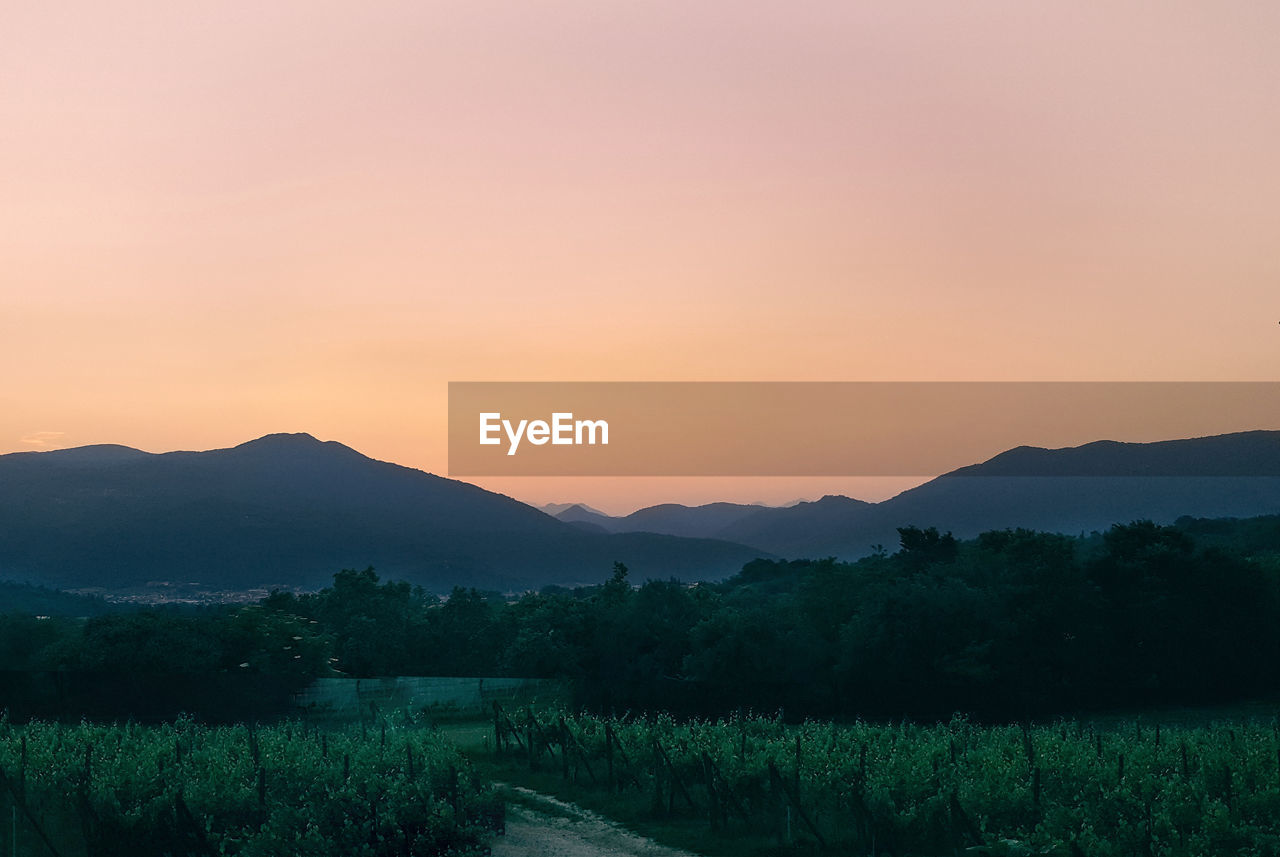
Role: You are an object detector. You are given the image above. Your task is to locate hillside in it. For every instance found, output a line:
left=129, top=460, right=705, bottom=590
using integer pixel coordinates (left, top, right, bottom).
left=556, top=431, right=1280, bottom=558
left=0, top=434, right=766, bottom=593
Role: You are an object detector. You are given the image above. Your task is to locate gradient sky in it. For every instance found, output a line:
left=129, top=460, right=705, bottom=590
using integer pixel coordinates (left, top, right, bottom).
left=4, top=2, right=1278, bottom=513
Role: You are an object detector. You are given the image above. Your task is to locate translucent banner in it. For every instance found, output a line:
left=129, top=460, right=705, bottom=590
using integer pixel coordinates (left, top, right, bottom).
left=447, top=382, right=1280, bottom=476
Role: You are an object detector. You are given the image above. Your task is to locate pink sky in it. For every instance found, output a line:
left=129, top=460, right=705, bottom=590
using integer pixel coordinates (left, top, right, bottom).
left=4, top=2, right=1278, bottom=513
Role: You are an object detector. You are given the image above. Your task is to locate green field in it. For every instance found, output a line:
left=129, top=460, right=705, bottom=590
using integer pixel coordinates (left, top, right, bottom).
left=0, top=716, right=500, bottom=857
left=8, top=706, right=1280, bottom=856
left=468, top=706, right=1280, bottom=857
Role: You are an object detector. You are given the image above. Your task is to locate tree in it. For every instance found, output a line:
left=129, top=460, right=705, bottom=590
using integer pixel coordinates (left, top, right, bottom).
left=896, top=525, right=958, bottom=568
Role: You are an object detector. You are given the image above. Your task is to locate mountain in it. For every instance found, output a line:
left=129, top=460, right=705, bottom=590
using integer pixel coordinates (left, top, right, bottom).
left=736, top=431, right=1280, bottom=557
left=553, top=501, right=771, bottom=539
left=0, top=434, right=768, bottom=594
left=540, top=502, right=608, bottom=517
left=554, top=504, right=620, bottom=532
left=619, top=502, right=772, bottom=539
left=946, top=431, right=1280, bottom=477
left=9, top=430, right=1279, bottom=594
left=714, top=495, right=877, bottom=556
left=841, top=431, right=1280, bottom=549
left=552, top=432, right=1280, bottom=558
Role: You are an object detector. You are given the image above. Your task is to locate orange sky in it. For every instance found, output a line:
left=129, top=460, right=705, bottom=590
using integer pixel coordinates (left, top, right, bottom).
left=4, top=2, right=1278, bottom=514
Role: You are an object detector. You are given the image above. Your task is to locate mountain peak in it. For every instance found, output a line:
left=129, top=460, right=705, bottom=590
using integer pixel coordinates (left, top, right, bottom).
left=542, top=501, right=609, bottom=517
left=235, top=432, right=323, bottom=448
left=808, top=494, right=870, bottom=508
left=227, top=433, right=367, bottom=460
left=0, top=432, right=763, bottom=592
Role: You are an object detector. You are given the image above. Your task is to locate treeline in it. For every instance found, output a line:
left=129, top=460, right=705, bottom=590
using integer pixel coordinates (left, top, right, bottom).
left=0, top=604, right=326, bottom=720
left=3, top=515, right=1280, bottom=721
left=268, top=516, right=1280, bottom=720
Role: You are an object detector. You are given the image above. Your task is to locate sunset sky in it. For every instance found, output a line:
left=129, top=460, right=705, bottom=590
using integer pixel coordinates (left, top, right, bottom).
left=4, top=2, right=1278, bottom=513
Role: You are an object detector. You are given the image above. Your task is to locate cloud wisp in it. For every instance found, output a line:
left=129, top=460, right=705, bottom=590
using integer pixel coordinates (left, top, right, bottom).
left=20, top=431, right=67, bottom=449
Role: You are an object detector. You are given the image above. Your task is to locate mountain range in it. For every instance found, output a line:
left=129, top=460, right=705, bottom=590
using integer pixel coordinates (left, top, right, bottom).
left=2, top=430, right=1279, bottom=595
left=0, top=434, right=763, bottom=594
left=553, top=431, right=1280, bottom=557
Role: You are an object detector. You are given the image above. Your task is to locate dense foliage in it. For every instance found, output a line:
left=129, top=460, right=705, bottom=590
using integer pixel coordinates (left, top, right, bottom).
left=0, top=717, right=497, bottom=856
left=4, top=515, right=1280, bottom=721
left=0, top=606, right=327, bottom=720
left=267, top=518, right=1280, bottom=720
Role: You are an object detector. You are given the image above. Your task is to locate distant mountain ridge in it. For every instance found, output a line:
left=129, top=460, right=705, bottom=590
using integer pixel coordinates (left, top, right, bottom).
left=0, top=433, right=766, bottom=593
left=540, top=502, right=608, bottom=517
left=552, top=431, right=1280, bottom=557
left=555, top=501, right=774, bottom=538
left=6, top=430, right=1280, bottom=594
left=949, top=430, right=1280, bottom=477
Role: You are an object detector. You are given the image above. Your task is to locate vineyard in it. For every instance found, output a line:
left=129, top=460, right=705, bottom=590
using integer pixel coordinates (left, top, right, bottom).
left=6, top=707, right=1280, bottom=856
left=0, top=716, right=500, bottom=857
left=492, top=706, right=1280, bottom=856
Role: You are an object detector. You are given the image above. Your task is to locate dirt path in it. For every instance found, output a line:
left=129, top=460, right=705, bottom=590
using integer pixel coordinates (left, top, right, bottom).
left=488, top=785, right=704, bottom=857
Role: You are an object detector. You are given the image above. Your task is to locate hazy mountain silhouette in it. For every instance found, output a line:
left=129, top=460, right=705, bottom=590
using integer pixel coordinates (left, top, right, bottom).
left=540, top=502, right=608, bottom=517
left=0, top=434, right=766, bottom=593
left=553, top=501, right=771, bottom=538
left=8, top=431, right=1280, bottom=592
left=620, top=502, right=773, bottom=538
left=714, top=495, right=877, bottom=555
left=34, top=444, right=152, bottom=467
left=946, top=431, right=1280, bottom=477
left=556, top=432, right=1280, bottom=558
left=553, top=503, right=620, bottom=531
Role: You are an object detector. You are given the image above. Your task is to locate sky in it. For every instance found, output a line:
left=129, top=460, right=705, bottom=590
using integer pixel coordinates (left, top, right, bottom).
left=4, top=2, right=1278, bottom=514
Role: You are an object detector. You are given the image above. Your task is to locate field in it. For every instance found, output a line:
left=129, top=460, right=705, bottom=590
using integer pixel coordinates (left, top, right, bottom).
left=7, top=706, right=1280, bottom=856
left=474, top=707, right=1280, bottom=857
left=0, top=716, right=500, bottom=856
